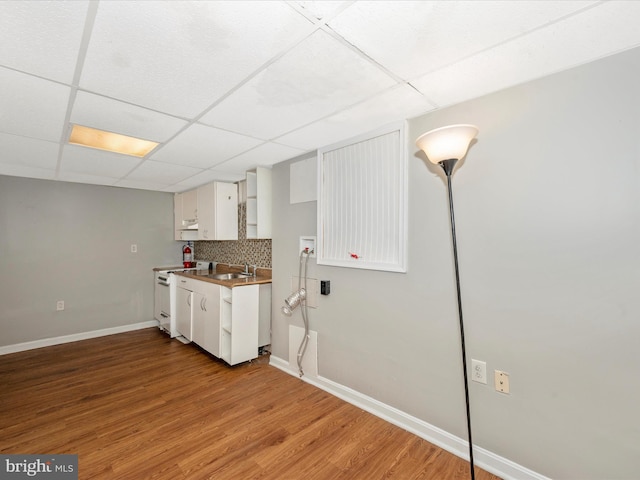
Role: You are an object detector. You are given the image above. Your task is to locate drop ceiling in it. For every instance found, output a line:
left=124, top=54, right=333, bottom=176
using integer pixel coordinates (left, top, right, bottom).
left=1, top=1, right=639, bottom=192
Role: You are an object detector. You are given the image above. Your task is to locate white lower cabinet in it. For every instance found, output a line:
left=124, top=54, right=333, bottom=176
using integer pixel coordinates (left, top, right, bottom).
left=220, top=285, right=259, bottom=366
left=174, top=275, right=269, bottom=366
left=192, top=286, right=221, bottom=357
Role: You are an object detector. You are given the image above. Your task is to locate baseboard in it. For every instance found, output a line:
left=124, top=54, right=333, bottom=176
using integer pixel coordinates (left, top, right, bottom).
left=269, top=355, right=550, bottom=480
left=0, top=321, right=159, bottom=356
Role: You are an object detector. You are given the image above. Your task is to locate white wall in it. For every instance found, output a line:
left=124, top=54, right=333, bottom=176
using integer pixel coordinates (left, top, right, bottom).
left=271, top=46, right=640, bottom=479
left=0, top=175, right=177, bottom=347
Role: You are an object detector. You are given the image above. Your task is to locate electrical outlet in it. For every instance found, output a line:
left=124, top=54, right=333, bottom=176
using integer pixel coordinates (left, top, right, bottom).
left=471, top=359, right=487, bottom=384
left=131, top=244, right=138, bottom=253
left=56, top=300, right=65, bottom=311
left=495, top=370, right=510, bottom=394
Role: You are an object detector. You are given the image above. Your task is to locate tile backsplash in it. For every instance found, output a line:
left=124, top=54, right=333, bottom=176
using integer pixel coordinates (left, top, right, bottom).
left=194, top=202, right=272, bottom=268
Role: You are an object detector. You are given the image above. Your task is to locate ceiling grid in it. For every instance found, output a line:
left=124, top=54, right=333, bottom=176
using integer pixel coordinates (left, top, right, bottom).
left=0, top=0, right=639, bottom=192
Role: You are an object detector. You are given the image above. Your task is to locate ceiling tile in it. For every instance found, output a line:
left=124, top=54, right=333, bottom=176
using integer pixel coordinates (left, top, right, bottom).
left=150, top=123, right=262, bottom=169
left=277, top=84, right=436, bottom=150
left=80, top=1, right=314, bottom=117
left=0, top=0, right=88, bottom=83
left=200, top=29, right=397, bottom=139
left=214, top=142, right=307, bottom=173
left=328, top=1, right=597, bottom=80
left=170, top=169, right=245, bottom=192
left=125, top=160, right=203, bottom=186
left=60, top=144, right=142, bottom=179
left=0, top=163, right=57, bottom=181
left=411, top=1, right=640, bottom=108
left=0, top=132, right=59, bottom=169
left=114, top=178, right=173, bottom=192
left=71, top=91, right=188, bottom=142
left=56, top=172, right=119, bottom=186
left=292, top=1, right=351, bottom=21
left=0, top=69, right=70, bottom=142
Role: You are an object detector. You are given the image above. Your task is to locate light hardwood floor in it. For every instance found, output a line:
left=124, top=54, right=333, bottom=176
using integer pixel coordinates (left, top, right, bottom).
left=0, top=328, right=501, bottom=479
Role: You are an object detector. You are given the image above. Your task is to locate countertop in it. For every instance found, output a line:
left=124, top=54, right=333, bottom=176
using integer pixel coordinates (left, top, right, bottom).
left=172, top=264, right=272, bottom=288
left=152, top=265, right=185, bottom=272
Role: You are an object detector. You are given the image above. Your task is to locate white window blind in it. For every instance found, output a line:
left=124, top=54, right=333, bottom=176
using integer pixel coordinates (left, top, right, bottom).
left=317, top=123, right=407, bottom=272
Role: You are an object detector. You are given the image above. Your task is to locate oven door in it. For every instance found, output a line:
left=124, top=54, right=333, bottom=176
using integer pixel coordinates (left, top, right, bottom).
left=154, top=273, right=171, bottom=332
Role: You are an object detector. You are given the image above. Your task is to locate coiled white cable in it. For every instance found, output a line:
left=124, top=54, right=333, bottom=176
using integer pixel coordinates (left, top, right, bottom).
left=296, top=249, right=311, bottom=377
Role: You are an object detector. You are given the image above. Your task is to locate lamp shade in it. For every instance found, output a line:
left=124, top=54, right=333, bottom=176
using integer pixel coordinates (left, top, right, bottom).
left=415, top=124, right=478, bottom=164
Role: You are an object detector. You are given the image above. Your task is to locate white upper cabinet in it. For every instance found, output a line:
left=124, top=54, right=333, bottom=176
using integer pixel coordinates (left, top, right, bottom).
left=197, top=181, right=238, bottom=241
left=174, top=191, right=198, bottom=241
left=182, top=189, right=198, bottom=226
left=174, top=182, right=238, bottom=241
left=246, top=167, right=272, bottom=239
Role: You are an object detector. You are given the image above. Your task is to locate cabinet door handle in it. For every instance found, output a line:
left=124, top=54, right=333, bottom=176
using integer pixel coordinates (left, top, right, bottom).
left=187, top=295, right=191, bottom=307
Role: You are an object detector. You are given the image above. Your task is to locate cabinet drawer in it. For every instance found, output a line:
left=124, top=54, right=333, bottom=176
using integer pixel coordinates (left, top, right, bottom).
left=175, top=276, right=198, bottom=291
left=176, top=276, right=220, bottom=296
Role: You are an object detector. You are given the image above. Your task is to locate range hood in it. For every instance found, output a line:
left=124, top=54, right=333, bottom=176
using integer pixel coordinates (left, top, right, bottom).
left=182, top=219, right=198, bottom=230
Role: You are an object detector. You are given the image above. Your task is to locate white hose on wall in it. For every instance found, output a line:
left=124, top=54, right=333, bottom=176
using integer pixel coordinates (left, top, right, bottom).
left=281, top=249, right=312, bottom=377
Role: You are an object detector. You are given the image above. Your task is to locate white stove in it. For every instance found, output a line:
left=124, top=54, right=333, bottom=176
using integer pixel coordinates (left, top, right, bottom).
left=155, top=261, right=212, bottom=338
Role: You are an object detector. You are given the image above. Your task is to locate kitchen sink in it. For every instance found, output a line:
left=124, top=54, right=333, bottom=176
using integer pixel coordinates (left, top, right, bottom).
left=207, top=272, right=252, bottom=280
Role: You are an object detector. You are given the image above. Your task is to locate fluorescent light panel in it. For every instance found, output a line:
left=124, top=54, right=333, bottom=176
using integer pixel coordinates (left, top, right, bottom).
left=69, top=124, right=159, bottom=157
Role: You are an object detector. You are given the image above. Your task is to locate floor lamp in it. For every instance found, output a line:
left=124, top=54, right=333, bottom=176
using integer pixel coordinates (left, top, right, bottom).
left=415, top=124, right=479, bottom=480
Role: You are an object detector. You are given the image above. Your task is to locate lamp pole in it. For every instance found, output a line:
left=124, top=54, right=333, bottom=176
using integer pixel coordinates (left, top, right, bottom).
left=416, top=124, right=478, bottom=480
left=441, top=158, right=475, bottom=480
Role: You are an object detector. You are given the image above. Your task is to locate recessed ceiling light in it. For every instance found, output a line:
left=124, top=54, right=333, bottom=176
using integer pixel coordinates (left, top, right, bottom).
left=69, top=124, right=159, bottom=157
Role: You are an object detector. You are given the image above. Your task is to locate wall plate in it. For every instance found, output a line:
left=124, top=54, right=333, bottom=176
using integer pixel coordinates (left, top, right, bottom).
left=299, top=236, right=316, bottom=257
left=495, top=370, right=510, bottom=394
left=471, top=359, right=487, bottom=384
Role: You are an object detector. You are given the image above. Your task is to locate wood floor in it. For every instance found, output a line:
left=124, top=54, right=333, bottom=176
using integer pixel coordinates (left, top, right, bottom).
left=0, top=328, right=501, bottom=479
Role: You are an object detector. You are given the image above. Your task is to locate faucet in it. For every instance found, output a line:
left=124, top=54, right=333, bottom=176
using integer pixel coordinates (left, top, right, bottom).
left=243, top=263, right=257, bottom=276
